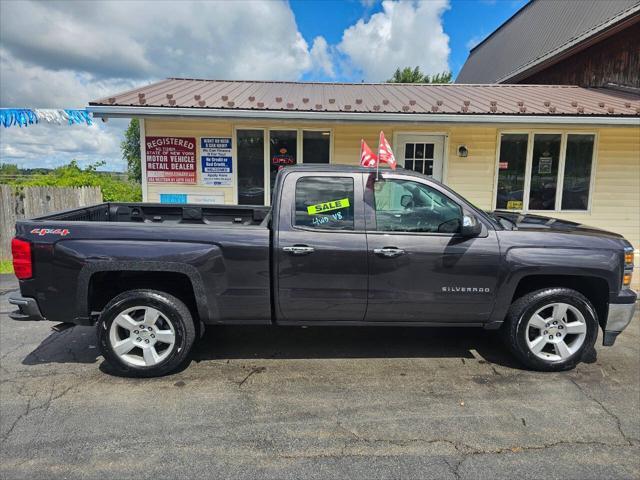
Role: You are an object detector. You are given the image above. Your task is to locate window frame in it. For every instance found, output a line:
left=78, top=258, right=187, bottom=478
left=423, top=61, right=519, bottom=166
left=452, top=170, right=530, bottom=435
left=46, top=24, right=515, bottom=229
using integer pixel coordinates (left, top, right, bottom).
left=492, top=130, right=598, bottom=213
left=233, top=126, right=333, bottom=206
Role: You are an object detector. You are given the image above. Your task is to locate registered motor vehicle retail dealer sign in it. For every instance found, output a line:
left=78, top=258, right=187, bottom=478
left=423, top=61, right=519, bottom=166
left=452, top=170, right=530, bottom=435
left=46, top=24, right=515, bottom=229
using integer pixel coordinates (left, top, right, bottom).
left=145, top=136, right=196, bottom=183
left=200, top=137, right=232, bottom=186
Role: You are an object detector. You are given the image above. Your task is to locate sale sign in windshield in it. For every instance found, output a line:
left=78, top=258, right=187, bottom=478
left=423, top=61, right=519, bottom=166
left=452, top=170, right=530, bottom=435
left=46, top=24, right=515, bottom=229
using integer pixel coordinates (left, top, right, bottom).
left=145, top=136, right=196, bottom=183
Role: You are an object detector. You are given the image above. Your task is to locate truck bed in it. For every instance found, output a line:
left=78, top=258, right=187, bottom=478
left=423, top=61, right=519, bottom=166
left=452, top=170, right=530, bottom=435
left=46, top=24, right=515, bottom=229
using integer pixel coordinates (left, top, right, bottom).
left=35, top=203, right=271, bottom=226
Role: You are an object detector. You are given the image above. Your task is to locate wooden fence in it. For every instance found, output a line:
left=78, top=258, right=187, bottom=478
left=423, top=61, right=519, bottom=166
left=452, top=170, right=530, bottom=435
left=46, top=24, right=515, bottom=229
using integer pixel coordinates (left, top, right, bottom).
left=0, top=185, right=102, bottom=259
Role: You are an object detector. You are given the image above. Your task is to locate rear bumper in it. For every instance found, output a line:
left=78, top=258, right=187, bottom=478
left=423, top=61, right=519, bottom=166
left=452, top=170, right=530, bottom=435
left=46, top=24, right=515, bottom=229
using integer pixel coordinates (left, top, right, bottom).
left=602, top=290, right=637, bottom=346
left=8, top=296, right=46, bottom=321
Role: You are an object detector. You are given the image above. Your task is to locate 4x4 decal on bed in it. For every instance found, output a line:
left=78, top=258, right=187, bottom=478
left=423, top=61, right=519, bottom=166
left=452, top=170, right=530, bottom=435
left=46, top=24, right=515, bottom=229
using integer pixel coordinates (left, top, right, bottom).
left=30, top=228, right=70, bottom=236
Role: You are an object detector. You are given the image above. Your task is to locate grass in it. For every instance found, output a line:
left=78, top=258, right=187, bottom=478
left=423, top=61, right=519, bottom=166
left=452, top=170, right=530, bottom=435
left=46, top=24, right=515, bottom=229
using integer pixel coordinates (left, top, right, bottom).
left=0, top=260, right=13, bottom=274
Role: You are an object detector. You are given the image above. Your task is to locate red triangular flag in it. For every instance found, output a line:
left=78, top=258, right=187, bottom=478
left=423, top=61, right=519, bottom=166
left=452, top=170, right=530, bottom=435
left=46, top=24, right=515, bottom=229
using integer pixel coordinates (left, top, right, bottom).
left=377, top=131, right=397, bottom=170
left=360, top=139, right=378, bottom=167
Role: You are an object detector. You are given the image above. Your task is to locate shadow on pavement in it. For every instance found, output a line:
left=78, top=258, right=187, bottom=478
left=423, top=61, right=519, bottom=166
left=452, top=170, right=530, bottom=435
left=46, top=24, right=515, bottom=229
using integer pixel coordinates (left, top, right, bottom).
left=192, top=325, right=525, bottom=369
left=22, top=326, right=100, bottom=365
left=21, top=323, right=528, bottom=370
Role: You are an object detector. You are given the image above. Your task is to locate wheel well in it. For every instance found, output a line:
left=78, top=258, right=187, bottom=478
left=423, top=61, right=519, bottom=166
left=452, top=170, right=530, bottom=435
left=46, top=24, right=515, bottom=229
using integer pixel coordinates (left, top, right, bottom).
left=88, top=271, right=199, bottom=321
left=512, top=275, right=609, bottom=326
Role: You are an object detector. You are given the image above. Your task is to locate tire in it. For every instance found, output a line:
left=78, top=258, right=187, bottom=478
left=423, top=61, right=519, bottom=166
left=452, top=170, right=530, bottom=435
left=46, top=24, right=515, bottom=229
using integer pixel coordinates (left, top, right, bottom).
left=97, top=289, right=196, bottom=377
left=502, top=288, right=598, bottom=371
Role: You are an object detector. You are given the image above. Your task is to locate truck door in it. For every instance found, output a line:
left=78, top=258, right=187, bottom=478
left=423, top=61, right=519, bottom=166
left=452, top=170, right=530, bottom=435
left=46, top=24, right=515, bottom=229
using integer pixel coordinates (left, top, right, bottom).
left=275, top=171, right=368, bottom=322
left=364, top=173, right=500, bottom=323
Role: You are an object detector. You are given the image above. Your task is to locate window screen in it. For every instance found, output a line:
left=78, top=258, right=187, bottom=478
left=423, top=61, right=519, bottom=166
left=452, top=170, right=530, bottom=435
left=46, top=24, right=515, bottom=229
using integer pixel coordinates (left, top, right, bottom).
left=295, top=177, right=354, bottom=230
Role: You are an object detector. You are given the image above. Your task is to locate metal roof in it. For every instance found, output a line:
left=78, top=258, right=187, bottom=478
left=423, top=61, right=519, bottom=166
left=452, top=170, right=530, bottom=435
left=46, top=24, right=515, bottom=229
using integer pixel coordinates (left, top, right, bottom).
left=89, top=79, right=640, bottom=120
left=456, top=0, right=640, bottom=84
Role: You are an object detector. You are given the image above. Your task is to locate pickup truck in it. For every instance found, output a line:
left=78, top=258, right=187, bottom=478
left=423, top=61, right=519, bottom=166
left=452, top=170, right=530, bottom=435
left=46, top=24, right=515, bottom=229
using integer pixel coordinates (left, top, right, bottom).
left=9, top=165, right=636, bottom=377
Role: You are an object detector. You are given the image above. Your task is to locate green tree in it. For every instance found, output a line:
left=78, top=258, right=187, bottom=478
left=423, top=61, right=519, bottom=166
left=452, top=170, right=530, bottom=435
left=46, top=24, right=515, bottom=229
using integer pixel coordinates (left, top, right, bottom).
left=387, top=67, right=452, bottom=84
left=0, top=163, right=20, bottom=176
left=121, top=118, right=141, bottom=183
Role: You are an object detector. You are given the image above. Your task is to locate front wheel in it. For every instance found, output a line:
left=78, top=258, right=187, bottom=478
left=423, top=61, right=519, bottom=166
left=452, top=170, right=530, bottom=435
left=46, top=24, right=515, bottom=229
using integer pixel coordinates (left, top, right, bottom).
left=503, top=288, right=598, bottom=371
left=97, top=289, right=196, bottom=377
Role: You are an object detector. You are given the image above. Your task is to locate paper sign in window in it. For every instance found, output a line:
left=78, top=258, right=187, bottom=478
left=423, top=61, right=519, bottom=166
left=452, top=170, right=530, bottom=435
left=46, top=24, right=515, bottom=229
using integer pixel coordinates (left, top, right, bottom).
left=307, top=198, right=350, bottom=215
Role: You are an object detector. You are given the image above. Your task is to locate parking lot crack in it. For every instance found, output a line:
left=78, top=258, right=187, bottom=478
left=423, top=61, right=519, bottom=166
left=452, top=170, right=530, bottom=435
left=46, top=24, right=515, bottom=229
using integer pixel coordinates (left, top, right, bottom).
left=0, top=384, right=74, bottom=444
left=568, top=378, right=633, bottom=446
left=336, top=421, right=365, bottom=442
left=237, top=366, right=266, bottom=387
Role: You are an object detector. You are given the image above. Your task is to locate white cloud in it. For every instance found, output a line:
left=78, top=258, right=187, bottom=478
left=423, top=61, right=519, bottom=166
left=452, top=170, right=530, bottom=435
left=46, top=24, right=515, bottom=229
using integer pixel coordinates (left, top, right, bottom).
left=0, top=120, right=126, bottom=171
left=0, top=49, right=142, bottom=109
left=0, top=0, right=325, bottom=170
left=0, top=0, right=454, bottom=171
left=0, top=0, right=314, bottom=82
left=309, top=37, right=335, bottom=78
left=338, top=0, right=450, bottom=81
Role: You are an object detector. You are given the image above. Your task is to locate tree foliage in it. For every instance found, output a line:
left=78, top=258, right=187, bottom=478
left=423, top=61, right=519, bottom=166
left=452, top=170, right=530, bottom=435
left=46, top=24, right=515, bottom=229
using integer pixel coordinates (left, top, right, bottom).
left=387, top=67, right=452, bottom=84
left=121, top=118, right=141, bottom=183
left=3, top=161, right=142, bottom=202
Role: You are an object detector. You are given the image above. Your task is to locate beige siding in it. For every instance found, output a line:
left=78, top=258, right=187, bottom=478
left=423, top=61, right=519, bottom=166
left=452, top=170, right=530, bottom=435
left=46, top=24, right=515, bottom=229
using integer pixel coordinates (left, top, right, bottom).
left=142, top=118, right=639, bottom=287
left=550, top=127, right=640, bottom=287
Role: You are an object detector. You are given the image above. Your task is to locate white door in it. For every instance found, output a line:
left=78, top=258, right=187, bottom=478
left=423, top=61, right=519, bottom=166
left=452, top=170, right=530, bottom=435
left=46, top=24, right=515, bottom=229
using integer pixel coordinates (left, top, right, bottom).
left=396, top=135, right=445, bottom=182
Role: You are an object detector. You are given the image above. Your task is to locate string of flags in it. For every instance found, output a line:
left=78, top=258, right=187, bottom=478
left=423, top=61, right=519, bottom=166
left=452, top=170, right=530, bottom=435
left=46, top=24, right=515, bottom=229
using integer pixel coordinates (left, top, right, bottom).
left=360, top=131, right=397, bottom=170
left=0, top=108, right=93, bottom=128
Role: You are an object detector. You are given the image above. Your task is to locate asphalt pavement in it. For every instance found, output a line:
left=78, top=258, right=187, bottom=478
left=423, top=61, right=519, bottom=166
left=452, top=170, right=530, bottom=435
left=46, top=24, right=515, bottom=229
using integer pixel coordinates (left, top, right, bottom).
left=1, top=273, right=639, bottom=479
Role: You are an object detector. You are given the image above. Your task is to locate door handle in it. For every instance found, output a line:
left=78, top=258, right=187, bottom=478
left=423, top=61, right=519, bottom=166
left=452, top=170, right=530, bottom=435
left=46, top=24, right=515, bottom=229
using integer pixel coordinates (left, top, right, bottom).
left=374, top=247, right=405, bottom=258
left=283, top=245, right=315, bottom=255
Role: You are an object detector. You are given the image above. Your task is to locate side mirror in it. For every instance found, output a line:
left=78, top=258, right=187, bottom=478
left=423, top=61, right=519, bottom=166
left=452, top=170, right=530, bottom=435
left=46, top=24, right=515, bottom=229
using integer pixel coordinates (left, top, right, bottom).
left=400, top=194, right=413, bottom=208
left=461, top=213, right=482, bottom=237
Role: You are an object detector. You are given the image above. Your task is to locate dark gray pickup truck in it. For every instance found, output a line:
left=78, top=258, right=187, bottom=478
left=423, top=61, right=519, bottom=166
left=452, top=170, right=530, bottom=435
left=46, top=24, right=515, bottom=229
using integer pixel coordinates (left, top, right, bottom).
left=9, top=165, right=636, bottom=377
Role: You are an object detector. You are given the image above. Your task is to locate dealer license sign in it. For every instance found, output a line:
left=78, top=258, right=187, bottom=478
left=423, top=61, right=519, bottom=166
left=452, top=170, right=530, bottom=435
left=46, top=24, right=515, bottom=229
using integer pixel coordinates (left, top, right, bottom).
left=145, top=136, right=196, bottom=184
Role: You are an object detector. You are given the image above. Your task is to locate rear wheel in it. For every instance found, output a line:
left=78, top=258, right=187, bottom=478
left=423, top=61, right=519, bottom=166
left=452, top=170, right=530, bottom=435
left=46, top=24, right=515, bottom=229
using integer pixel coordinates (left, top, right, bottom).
left=98, top=289, right=196, bottom=377
left=503, top=288, right=598, bottom=371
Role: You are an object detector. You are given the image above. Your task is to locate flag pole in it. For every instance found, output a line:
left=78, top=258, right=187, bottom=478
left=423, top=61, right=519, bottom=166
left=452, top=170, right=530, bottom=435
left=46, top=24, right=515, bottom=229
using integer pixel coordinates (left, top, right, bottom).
left=376, top=132, right=381, bottom=181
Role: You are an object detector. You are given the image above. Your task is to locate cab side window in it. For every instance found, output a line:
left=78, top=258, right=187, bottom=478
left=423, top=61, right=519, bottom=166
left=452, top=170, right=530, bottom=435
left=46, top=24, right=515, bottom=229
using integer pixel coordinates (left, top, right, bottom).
left=374, top=179, right=462, bottom=233
left=295, top=177, right=355, bottom=230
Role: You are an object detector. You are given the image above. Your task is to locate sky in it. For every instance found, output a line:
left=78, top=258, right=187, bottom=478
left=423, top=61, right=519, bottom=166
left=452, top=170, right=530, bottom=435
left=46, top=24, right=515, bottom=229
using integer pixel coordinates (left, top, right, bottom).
left=0, top=0, right=527, bottom=171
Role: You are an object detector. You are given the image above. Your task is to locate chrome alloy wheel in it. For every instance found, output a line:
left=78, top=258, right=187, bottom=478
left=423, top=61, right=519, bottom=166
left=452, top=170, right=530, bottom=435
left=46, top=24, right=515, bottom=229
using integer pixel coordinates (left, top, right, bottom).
left=525, top=302, right=587, bottom=362
left=108, top=306, right=176, bottom=367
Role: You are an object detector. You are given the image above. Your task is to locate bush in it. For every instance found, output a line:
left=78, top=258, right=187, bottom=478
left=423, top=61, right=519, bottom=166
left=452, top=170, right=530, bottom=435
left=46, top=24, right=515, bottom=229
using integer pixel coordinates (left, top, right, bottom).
left=5, top=161, right=142, bottom=202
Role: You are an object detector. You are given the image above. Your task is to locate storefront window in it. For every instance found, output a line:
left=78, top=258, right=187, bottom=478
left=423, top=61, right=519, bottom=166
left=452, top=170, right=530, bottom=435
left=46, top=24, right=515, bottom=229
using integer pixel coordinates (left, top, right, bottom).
left=496, top=134, right=528, bottom=210
left=237, top=129, right=265, bottom=205
left=528, top=134, right=561, bottom=210
left=270, top=130, right=297, bottom=193
left=302, top=130, right=330, bottom=163
left=562, top=134, right=594, bottom=210
left=494, top=132, right=595, bottom=212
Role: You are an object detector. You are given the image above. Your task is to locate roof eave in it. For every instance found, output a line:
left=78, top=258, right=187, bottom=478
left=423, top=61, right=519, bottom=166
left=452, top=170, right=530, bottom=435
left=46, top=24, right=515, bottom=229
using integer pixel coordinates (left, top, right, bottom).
left=87, top=105, right=640, bottom=126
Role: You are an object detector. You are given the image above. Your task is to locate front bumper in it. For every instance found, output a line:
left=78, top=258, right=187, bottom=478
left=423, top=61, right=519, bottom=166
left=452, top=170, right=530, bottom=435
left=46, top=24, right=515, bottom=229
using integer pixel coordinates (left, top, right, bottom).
left=8, top=296, right=46, bottom=321
left=603, top=290, right=637, bottom=346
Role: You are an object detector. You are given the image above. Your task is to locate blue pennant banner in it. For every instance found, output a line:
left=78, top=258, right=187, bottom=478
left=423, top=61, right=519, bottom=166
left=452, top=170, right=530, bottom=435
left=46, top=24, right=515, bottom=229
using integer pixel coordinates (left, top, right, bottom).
left=0, top=108, right=93, bottom=128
